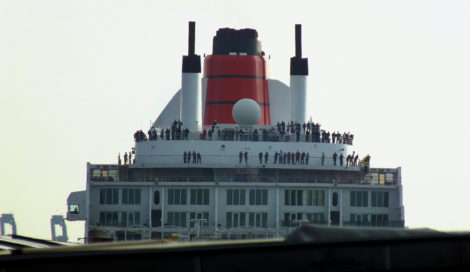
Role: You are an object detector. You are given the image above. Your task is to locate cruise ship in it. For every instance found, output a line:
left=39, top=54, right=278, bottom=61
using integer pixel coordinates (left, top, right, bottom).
left=66, top=22, right=404, bottom=242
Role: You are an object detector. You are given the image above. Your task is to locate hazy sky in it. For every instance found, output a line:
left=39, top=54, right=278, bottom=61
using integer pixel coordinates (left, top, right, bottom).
left=1, top=0, right=470, bottom=242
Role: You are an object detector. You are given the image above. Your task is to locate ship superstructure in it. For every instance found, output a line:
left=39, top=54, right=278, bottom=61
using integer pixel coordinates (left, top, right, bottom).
left=66, top=22, right=404, bottom=242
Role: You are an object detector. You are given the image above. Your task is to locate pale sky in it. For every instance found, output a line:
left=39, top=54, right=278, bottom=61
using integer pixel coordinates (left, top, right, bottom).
left=1, top=0, right=470, bottom=242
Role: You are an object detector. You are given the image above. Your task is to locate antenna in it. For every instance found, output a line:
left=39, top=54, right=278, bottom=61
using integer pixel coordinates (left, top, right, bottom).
left=295, top=24, right=302, bottom=58
left=188, top=21, right=195, bottom=56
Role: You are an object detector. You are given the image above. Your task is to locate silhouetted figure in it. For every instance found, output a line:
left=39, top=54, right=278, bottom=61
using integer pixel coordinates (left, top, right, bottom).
left=239, top=151, right=243, bottom=164
left=333, top=152, right=337, bottom=166
left=212, top=120, right=217, bottom=132
left=244, top=151, right=248, bottom=164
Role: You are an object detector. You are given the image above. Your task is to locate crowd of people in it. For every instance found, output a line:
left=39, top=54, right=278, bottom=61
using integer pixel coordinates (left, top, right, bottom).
left=117, top=151, right=134, bottom=165
left=237, top=150, right=361, bottom=167
left=332, top=151, right=360, bottom=167
left=134, top=120, right=354, bottom=146
left=183, top=151, right=202, bottom=164
left=133, top=130, right=147, bottom=142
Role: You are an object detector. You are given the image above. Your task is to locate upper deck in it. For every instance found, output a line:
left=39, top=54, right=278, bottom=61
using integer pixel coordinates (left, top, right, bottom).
left=131, top=128, right=360, bottom=171
left=87, top=163, right=400, bottom=187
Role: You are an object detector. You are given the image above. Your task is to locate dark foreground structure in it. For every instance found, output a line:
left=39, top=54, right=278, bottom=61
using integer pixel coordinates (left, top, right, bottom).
left=1, top=226, right=470, bottom=271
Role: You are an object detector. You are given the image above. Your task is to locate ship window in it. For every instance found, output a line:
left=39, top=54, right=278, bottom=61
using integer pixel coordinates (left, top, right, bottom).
left=371, top=173, right=379, bottom=185
left=284, top=190, right=303, bottom=206
left=108, top=170, right=118, bottom=181
left=370, top=214, right=389, bottom=226
left=167, top=212, right=187, bottom=227
left=332, top=192, right=338, bottom=206
left=385, top=173, right=394, bottom=184
left=306, top=190, right=325, bottom=206
left=69, top=204, right=79, bottom=214
left=154, top=191, right=160, bottom=205
left=168, top=189, right=187, bottom=205
left=121, top=211, right=141, bottom=226
left=99, top=211, right=118, bottom=226
left=240, top=212, right=246, bottom=226
left=248, top=212, right=267, bottom=228
left=305, top=213, right=326, bottom=224
left=371, top=191, right=389, bottom=207
left=227, top=189, right=246, bottom=205
left=92, top=169, right=117, bottom=181
left=249, top=189, right=268, bottom=205
left=227, top=190, right=232, bottom=205
left=350, top=191, right=368, bottom=207
left=92, top=169, right=101, bottom=181
left=189, top=212, right=209, bottom=227
left=256, top=190, right=261, bottom=205
left=99, top=188, right=119, bottom=205
left=226, top=212, right=232, bottom=228
left=283, top=213, right=305, bottom=226
left=226, top=212, right=246, bottom=228
left=122, top=188, right=141, bottom=205
left=349, top=214, right=369, bottom=226
left=190, top=189, right=210, bottom=205
left=379, top=174, right=386, bottom=185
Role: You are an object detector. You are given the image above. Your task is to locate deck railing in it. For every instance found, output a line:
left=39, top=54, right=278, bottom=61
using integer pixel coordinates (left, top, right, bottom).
left=90, top=174, right=398, bottom=186
left=140, top=130, right=353, bottom=145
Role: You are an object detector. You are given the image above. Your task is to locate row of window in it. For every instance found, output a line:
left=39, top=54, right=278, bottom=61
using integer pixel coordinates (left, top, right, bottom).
left=283, top=212, right=326, bottom=225
left=167, top=211, right=210, bottom=227
left=99, top=211, right=141, bottom=226
left=98, top=211, right=391, bottom=228
left=370, top=173, right=394, bottom=185
left=100, top=188, right=141, bottom=205
left=101, top=188, right=389, bottom=208
left=226, top=212, right=268, bottom=228
left=350, top=191, right=389, bottom=207
left=168, top=189, right=210, bottom=205
left=285, top=190, right=326, bottom=206
left=349, top=213, right=389, bottom=225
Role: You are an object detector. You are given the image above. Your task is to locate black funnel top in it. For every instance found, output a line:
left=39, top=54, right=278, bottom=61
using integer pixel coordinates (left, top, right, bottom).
left=182, top=21, right=201, bottom=73
left=212, top=28, right=262, bottom=55
left=290, top=24, right=308, bottom=75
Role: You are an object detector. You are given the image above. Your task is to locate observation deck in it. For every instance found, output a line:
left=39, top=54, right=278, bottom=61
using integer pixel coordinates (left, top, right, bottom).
left=132, top=131, right=360, bottom=171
